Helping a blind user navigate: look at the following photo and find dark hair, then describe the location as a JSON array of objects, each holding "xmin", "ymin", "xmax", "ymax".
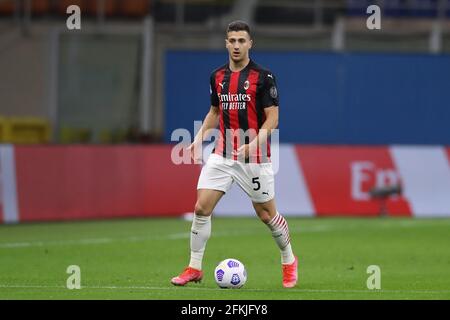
[{"xmin": 226, "ymin": 20, "xmax": 251, "ymax": 38}]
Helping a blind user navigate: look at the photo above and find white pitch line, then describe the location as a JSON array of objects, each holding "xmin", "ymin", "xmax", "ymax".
[
  {"xmin": 0, "ymin": 284, "xmax": 449, "ymax": 295},
  {"xmin": 0, "ymin": 225, "xmax": 337, "ymax": 249},
  {"xmin": 0, "ymin": 220, "xmax": 447, "ymax": 250}
]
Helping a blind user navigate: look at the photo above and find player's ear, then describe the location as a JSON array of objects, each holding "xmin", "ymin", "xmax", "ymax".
[{"xmin": 249, "ymin": 39, "xmax": 253, "ymax": 49}]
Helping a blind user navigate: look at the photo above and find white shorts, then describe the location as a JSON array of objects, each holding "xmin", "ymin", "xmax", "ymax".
[{"xmin": 197, "ymin": 154, "xmax": 275, "ymax": 203}]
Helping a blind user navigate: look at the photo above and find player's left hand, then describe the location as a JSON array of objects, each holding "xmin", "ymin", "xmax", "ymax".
[{"xmin": 235, "ymin": 144, "xmax": 250, "ymax": 159}]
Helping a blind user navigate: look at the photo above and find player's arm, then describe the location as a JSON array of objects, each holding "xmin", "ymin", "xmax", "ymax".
[
  {"xmin": 187, "ymin": 72, "xmax": 221, "ymax": 161},
  {"xmin": 237, "ymin": 106, "xmax": 278, "ymax": 158},
  {"xmin": 190, "ymin": 106, "xmax": 220, "ymax": 144},
  {"xmin": 250, "ymin": 105, "xmax": 278, "ymax": 148},
  {"xmin": 187, "ymin": 106, "xmax": 220, "ymax": 161}
]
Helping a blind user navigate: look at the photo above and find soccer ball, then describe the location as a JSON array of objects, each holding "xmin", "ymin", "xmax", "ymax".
[{"xmin": 214, "ymin": 258, "xmax": 247, "ymax": 289}]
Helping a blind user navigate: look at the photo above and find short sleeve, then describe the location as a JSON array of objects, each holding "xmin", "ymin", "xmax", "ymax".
[
  {"xmin": 210, "ymin": 73, "xmax": 219, "ymax": 107},
  {"xmin": 260, "ymin": 72, "xmax": 279, "ymax": 108}
]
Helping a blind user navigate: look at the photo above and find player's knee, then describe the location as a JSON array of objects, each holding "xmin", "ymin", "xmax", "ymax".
[{"xmin": 194, "ymin": 201, "xmax": 212, "ymax": 216}]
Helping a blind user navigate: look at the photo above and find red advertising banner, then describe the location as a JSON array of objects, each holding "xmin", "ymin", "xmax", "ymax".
[
  {"xmin": 14, "ymin": 145, "xmax": 200, "ymax": 222},
  {"xmin": 295, "ymin": 146, "xmax": 411, "ymax": 216},
  {"xmin": 447, "ymin": 147, "xmax": 450, "ymax": 166},
  {"xmin": 3, "ymin": 144, "xmax": 450, "ymax": 223}
]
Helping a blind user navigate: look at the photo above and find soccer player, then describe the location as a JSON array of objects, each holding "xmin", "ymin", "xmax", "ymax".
[{"xmin": 171, "ymin": 21, "xmax": 298, "ymax": 288}]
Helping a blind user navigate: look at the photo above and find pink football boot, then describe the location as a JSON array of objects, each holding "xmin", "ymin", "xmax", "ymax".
[{"xmin": 171, "ymin": 267, "xmax": 203, "ymax": 286}]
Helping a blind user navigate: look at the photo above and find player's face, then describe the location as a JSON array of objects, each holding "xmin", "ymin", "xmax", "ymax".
[{"xmin": 226, "ymin": 31, "xmax": 252, "ymax": 63}]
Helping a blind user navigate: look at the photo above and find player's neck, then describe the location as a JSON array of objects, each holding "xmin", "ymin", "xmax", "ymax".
[{"xmin": 229, "ymin": 57, "xmax": 250, "ymax": 72}]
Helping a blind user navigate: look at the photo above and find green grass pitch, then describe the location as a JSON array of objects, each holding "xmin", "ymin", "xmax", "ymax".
[{"xmin": 1, "ymin": 217, "xmax": 449, "ymax": 299}]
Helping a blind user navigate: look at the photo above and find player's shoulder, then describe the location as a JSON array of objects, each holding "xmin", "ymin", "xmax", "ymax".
[
  {"xmin": 249, "ymin": 60, "xmax": 275, "ymax": 79},
  {"xmin": 210, "ymin": 64, "xmax": 228, "ymax": 78}
]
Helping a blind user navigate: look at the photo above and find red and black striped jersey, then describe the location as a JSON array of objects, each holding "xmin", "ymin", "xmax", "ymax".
[{"xmin": 210, "ymin": 59, "xmax": 279, "ymax": 163}]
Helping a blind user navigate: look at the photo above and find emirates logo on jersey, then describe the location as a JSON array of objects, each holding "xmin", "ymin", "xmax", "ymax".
[
  {"xmin": 218, "ymin": 93, "xmax": 251, "ymax": 110},
  {"xmin": 218, "ymin": 93, "xmax": 251, "ymax": 102}
]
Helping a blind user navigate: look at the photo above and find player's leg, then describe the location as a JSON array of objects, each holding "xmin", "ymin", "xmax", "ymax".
[
  {"xmin": 252, "ymin": 199, "xmax": 295, "ymax": 265},
  {"xmin": 171, "ymin": 189, "xmax": 224, "ymax": 286},
  {"xmin": 233, "ymin": 161, "xmax": 298, "ymax": 287},
  {"xmin": 189, "ymin": 188, "xmax": 224, "ymax": 270},
  {"xmin": 171, "ymin": 154, "xmax": 233, "ymax": 286},
  {"xmin": 252, "ymin": 199, "xmax": 296, "ymax": 266},
  {"xmin": 252, "ymin": 199, "xmax": 298, "ymax": 288}
]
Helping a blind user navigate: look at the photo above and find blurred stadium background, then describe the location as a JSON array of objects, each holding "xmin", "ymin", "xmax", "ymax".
[{"xmin": 1, "ymin": 0, "xmax": 450, "ymax": 299}]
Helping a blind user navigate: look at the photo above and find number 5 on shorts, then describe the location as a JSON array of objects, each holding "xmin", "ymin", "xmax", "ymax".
[{"xmin": 252, "ymin": 177, "xmax": 260, "ymax": 191}]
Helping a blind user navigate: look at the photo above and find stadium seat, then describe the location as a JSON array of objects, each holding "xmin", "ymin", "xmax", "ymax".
[
  {"xmin": 99, "ymin": 128, "xmax": 128, "ymax": 144},
  {"xmin": 32, "ymin": 0, "xmax": 50, "ymax": 15},
  {"xmin": 59, "ymin": 127, "xmax": 92, "ymax": 144},
  {"xmin": 0, "ymin": 0, "xmax": 15, "ymax": 15},
  {"xmin": 120, "ymin": 0, "xmax": 151, "ymax": 17},
  {"xmin": 55, "ymin": 0, "xmax": 151, "ymax": 18},
  {"xmin": 56, "ymin": 0, "xmax": 85, "ymax": 15},
  {"xmin": 0, "ymin": 0, "xmax": 50, "ymax": 16},
  {"xmin": 0, "ymin": 116, "xmax": 7, "ymax": 142},
  {"xmin": 0, "ymin": 117, "xmax": 51, "ymax": 144},
  {"xmin": 86, "ymin": 0, "xmax": 118, "ymax": 17}
]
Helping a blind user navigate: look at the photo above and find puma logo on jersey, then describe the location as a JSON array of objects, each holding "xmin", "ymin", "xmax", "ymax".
[
  {"xmin": 219, "ymin": 82, "xmax": 225, "ymax": 88},
  {"xmin": 267, "ymin": 74, "xmax": 273, "ymax": 79},
  {"xmin": 262, "ymin": 191, "xmax": 269, "ymax": 196}
]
